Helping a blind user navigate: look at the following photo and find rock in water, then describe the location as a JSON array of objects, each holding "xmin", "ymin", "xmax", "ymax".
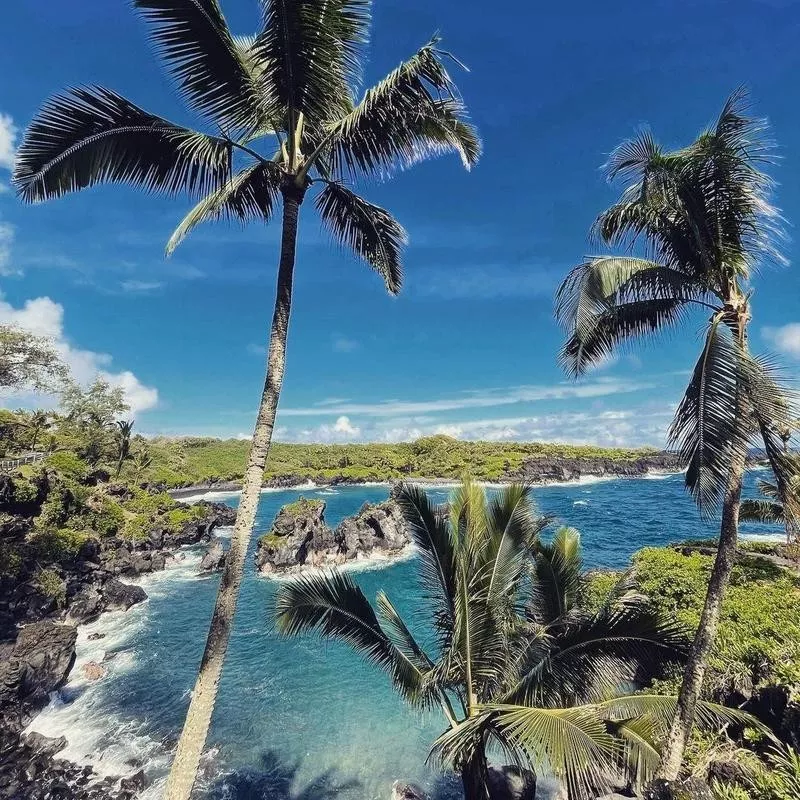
[
  {"xmin": 5, "ymin": 621, "xmax": 77, "ymax": 707},
  {"xmin": 81, "ymin": 661, "xmax": 106, "ymax": 681},
  {"xmin": 101, "ymin": 578, "xmax": 147, "ymax": 612},
  {"xmin": 255, "ymin": 497, "xmax": 411, "ymax": 575},
  {"xmin": 391, "ymin": 782, "xmax": 428, "ymax": 800},
  {"xmin": 198, "ymin": 540, "xmax": 226, "ymax": 573},
  {"xmin": 487, "ymin": 765, "xmax": 536, "ymax": 800}
]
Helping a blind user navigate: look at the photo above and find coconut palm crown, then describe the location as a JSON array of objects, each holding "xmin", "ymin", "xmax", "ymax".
[
  {"xmin": 275, "ymin": 481, "xmax": 750, "ymax": 799},
  {"xmin": 554, "ymin": 90, "xmax": 798, "ymax": 782}
]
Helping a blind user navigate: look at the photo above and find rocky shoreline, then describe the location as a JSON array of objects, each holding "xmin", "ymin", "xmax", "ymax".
[
  {"xmin": 0, "ymin": 495, "xmax": 236, "ymax": 799},
  {"xmin": 168, "ymin": 451, "xmax": 687, "ymax": 500}
]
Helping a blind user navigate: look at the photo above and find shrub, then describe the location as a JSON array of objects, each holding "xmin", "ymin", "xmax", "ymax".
[
  {"xmin": 124, "ymin": 515, "xmax": 152, "ymax": 543},
  {"xmin": 0, "ymin": 542, "xmax": 23, "ymax": 577},
  {"xmin": 35, "ymin": 567, "xmax": 66, "ymax": 606},
  {"xmin": 12, "ymin": 477, "xmax": 40, "ymax": 505},
  {"xmin": 45, "ymin": 451, "xmax": 89, "ymax": 481},
  {"xmin": 27, "ymin": 527, "xmax": 88, "ymax": 562},
  {"xmin": 123, "ymin": 489, "xmax": 174, "ymax": 516},
  {"xmin": 164, "ymin": 504, "xmax": 205, "ymax": 532},
  {"xmin": 632, "ymin": 547, "xmax": 800, "ymax": 694},
  {"xmin": 84, "ymin": 497, "xmax": 125, "ymax": 536}
]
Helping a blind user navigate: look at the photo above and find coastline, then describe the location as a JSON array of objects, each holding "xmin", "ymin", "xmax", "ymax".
[{"xmin": 168, "ymin": 466, "xmax": 685, "ymax": 502}]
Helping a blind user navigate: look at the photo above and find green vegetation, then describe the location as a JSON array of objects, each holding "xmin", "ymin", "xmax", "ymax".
[
  {"xmin": 137, "ymin": 434, "xmax": 660, "ymax": 488},
  {"xmin": 275, "ymin": 481, "xmax": 749, "ymax": 800},
  {"xmin": 34, "ymin": 567, "xmax": 67, "ymax": 607}
]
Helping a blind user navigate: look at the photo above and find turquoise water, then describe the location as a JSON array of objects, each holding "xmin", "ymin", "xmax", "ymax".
[{"xmin": 29, "ymin": 473, "xmax": 781, "ymax": 800}]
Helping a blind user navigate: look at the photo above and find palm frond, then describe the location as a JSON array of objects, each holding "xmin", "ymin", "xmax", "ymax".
[
  {"xmin": 274, "ymin": 569, "xmax": 428, "ymax": 703},
  {"xmin": 325, "ymin": 40, "xmax": 480, "ymax": 179},
  {"xmin": 394, "ymin": 482, "xmax": 458, "ymax": 640},
  {"xmin": 509, "ymin": 603, "xmax": 688, "ymax": 708},
  {"xmin": 431, "ymin": 703, "xmax": 618, "ymax": 799},
  {"xmin": 529, "ymin": 527, "xmax": 583, "ymax": 625},
  {"xmin": 166, "ymin": 161, "xmax": 283, "ymax": 253},
  {"xmin": 133, "ymin": 0, "xmax": 265, "ymax": 131},
  {"xmin": 314, "ymin": 182, "xmax": 406, "ymax": 293},
  {"xmin": 740, "ymin": 499, "xmax": 785, "ymax": 524},
  {"xmin": 13, "ymin": 87, "xmax": 231, "ymax": 203},
  {"xmin": 668, "ymin": 317, "xmax": 751, "ymax": 515},
  {"xmin": 256, "ymin": 0, "xmax": 370, "ymax": 128}
]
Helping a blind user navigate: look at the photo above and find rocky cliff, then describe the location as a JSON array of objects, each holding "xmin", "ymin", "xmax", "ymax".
[{"xmin": 255, "ymin": 497, "xmax": 410, "ymax": 575}]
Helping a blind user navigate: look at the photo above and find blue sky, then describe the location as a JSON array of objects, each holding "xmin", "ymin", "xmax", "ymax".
[{"xmin": 1, "ymin": 0, "xmax": 799, "ymax": 446}]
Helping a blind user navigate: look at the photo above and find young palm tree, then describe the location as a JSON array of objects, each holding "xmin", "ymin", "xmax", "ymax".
[
  {"xmin": 130, "ymin": 446, "xmax": 154, "ymax": 484},
  {"xmin": 554, "ymin": 90, "xmax": 797, "ymax": 783},
  {"xmin": 13, "ymin": 3, "xmax": 479, "ymax": 797},
  {"xmin": 275, "ymin": 481, "xmax": 747, "ymax": 799},
  {"xmin": 740, "ymin": 458, "xmax": 800, "ymax": 543},
  {"xmin": 114, "ymin": 420, "xmax": 135, "ymax": 478},
  {"xmin": 26, "ymin": 410, "xmax": 50, "ymax": 451}
]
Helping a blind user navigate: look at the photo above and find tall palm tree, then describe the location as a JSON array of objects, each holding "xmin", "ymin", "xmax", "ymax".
[
  {"xmin": 12, "ymin": 3, "xmax": 479, "ymax": 797},
  {"xmin": 114, "ymin": 420, "xmax": 135, "ymax": 478},
  {"xmin": 276, "ymin": 481, "xmax": 746, "ymax": 799},
  {"xmin": 554, "ymin": 90, "xmax": 797, "ymax": 784}
]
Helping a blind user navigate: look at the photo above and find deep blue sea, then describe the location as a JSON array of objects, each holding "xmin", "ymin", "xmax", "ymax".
[{"xmin": 28, "ymin": 472, "xmax": 782, "ymax": 800}]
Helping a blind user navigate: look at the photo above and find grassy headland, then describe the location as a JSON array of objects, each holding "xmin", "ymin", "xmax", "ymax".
[{"xmin": 142, "ymin": 434, "xmax": 665, "ymax": 488}]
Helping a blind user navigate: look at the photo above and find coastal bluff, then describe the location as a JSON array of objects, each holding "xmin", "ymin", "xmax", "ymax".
[{"xmin": 255, "ymin": 496, "xmax": 410, "ymax": 575}]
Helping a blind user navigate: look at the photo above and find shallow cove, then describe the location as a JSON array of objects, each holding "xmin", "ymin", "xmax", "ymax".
[{"xmin": 28, "ymin": 473, "xmax": 781, "ymax": 799}]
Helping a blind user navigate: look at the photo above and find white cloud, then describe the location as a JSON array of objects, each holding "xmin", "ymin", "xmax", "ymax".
[
  {"xmin": 0, "ymin": 222, "xmax": 16, "ymax": 276},
  {"xmin": 0, "ymin": 293, "xmax": 159, "ymax": 415},
  {"xmin": 279, "ymin": 378, "xmax": 654, "ymax": 418},
  {"xmin": 332, "ymin": 335, "xmax": 359, "ymax": 353},
  {"xmin": 0, "ymin": 113, "xmax": 17, "ymax": 171},
  {"xmin": 276, "ymin": 407, "xmax": 675, "ymax": 448},
  {"xmin": 333, "ymin": 415, "xmax": 359, "ymax": 436},
  {"xmin": 763, "ymin": 323, "xmax": 800, "ymax": 359},
  {"xmin": 120, "ymin": 280, "xmax": 163, "ymax": 293},
  {"xmin": 246, "ymin": 342, "xmax": 266, "ymax": 356}
]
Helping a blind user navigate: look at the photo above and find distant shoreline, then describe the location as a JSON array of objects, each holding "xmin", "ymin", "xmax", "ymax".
[{"xmin": 168, "ymin": 468, "xmax": 683, "ymax": 501}]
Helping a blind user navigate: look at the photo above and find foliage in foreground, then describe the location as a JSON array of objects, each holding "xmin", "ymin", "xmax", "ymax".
[{"xmin": 274, "ymin": 481, "xmax": 755, "ymax": 799}]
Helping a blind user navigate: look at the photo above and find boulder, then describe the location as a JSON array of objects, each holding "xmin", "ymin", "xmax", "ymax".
[
  {"xmin": 487, "ymin": 765, "xmax": 536, "ymax": 800},
  {"xmin": 7, "ymin": 621, "xmax": 77, "ymax": 707},
  {"xmin": 120, "ymin": 769, "xmax": 148, "ymax": 792},
  {"xmin": 334, "ymin": 501, "xmax": 409, "ymax": 559},
  {"xmin": 101, "ymin": 579, "xmax": 147, "ymax": 612},
  {"xmin": 391, "ymin": 782, "xmax": 428, "ymax": 800},
  {"xmin": 66, "ymin": 588, "xmax": 102, "ymax": 624},
  {"xmin": 22, "ymin": 731, "xmax": 67, "ymax": 757},
  {"xmin": 81, "ymin": 661, "xmax": 105, "ymax": 681},
  {"xmin": 199, "ymin": 540, "xmax": 226, "ymax": 573},
  {"xmin": 644, "ymin": 778, "xmax": 714, "ymax": 800}
]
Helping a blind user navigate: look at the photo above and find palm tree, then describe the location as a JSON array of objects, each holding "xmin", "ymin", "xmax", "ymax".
[
  {"xmin": 13, "ymin": 4, "xmax": 478, "ymax": 796},
  {"xmin": 275, "ymin": 481, "xmax": 748, "ymax": 799},
  {"xmin": 26, "ymin": 410, "xmax": 50, "ymax": 451},
  {"xmin": 554, "ymin": 90, "xmax": 797, "ymax": 784},
  {"xmin": 114, "ymin": 420, "xmax": 134, "ymax": 478},
  {"xmin": 131, "ymin": 446, "xmax": 153, "ymax": 484},
  {"xmin": 740, "ymin": 459, "xmax": 800, "ymax": 543}
]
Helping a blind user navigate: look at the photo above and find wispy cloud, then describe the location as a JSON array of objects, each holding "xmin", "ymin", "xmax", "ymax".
[
  {"xmin": 246, "ymin": 342, "xmax": 266, "ymax": 356},
  {"xmin": 120, "ymin": 280, "xmax": 164, "ymax": 293},
  {"xmin": 0, "ymin": 222, "xmax": 16, "ymax": 276},
  {"xmin": 332, "ymin": 334, "xmax": 360, "ymax": 353},
  {"xmin": 763, "ymin": 323, "xmax": 800, "ymax": 359},
  {"xmin": 279, "ymin": 377, "xmax": 655, "ymax": 418},
  {"xmin": 416, "ymin": 264, "xmax": 562, "ymax": 300}
]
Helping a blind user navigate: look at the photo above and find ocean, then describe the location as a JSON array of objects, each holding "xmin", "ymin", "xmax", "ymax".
[{"xmin": 26, "ymin": 472, "xmax": 782, "ymax": 800}]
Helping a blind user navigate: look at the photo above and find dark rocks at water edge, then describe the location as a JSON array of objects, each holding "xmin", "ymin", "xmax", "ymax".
[
  {"xmin": 199, "ymin": 539, "xmax": 226, "ymax": 573},
  {"xmin": 0, "ymin": 499, "xmax": 236, "ymax": 796},
  {"xmin": 255, "ymin": 497, "xmax": 410, "ymax": 575},
  {"xmin": 507, "ymin": 452, "xmax": 684, "ymax": 484}
]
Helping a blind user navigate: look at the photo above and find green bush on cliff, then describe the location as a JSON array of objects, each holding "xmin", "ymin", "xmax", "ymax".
[
  {"xmin": 0, "ymin": 541, "xmax": 23, "ymax": 577},
  {"xmin": 45, "ymin": 451, "xmax": 89, "ymax": 480},
  {"xmin": 35, "ymin": 567, "xmax": 66, "ymax": 606},
  {"xmin": 11, "ymin": 476, "xmax": 40, "ymax": 505},
  {"xmin": 123, "ymin": 515, "xmax": 152, "ymax": 543},
  {"xmin": 631, "ymin": 547, "xmax": 800, "ymax": 694},
  {"xmin": 27, "ymin": 527, "xmax": 89, "ymax": 562},
  {"xmin": 83, "ymin": 497, "xmax": 125, "ymax": 536},
  {"xmin": 164, "ymin": 504, "xmax": 205, "ymax": 532},
  {"xmin": 123, "ymin": 489, "xmax": 174, "ymax": 516}
]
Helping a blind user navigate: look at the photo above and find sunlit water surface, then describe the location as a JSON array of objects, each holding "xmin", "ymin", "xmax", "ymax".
[{"xmin": 28, "ymin": 472, "xmax": 782, "ymax": 800}]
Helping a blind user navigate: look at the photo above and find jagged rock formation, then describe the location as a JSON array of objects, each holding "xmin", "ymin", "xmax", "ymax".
[{"xmin": 255, "ymin": 498, "xmax": 410, "ymax": 575}]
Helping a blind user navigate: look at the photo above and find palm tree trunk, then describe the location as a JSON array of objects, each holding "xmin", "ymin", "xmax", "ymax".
[
  {"xmin": 162, "ymin": 187, "xmax": 304, "ymax": 800},
  {"xmin": 656, "ymin": 443, "xmax": 747, "ymax": 781},
  {"xmin": 460, "ymin": 747, "xmax": 491, "ymax": 800}
]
